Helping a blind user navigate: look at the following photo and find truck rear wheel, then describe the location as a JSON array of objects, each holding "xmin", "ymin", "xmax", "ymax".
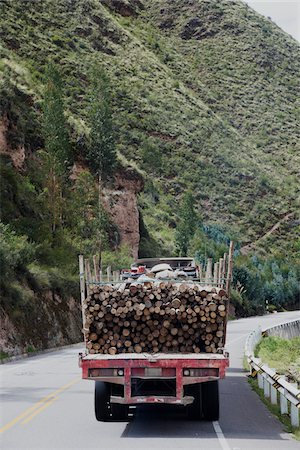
[
  {"xmin": 201, "ymin": 381, "xmax": 219, "ymax": 421},
  {"xmin": 94, "ymin": 381, "xmax": 110, "ymax": 421},
  {"xmin": 186, "ymin": 384, "xmax": 202, "ymax": 420}
]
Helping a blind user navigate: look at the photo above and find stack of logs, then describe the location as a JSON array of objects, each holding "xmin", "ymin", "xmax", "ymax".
[{"xmin": 84, "ymin": 282, "xmax": 228, "ymax": 355}]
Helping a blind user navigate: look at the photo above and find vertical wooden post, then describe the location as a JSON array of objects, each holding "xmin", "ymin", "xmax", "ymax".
[
  {"xmin": 218, "ymin": 258, "xmax": 223, "ymax": 287},
  {"xmin": 85, "ymin": 259, "xmax": 92, "ymax": 284},
  {"xmin": 198, "ymin": 264, "xmax": 203, "ymax": 283},
  {"xmin": 93, "ymin": 255, "xmax": 99, "ymax": 282},
  {"xmin": 222, "ymin": 253, "xmax": 227, "ymax": 288},
  {"xmin": 226, "ymin": 241, "xmax": 234, "ymax": 294},
  {"xmin": 84, "ymin": 259, "xmax": 90, "ymax": 297},
  {"xmin": 205, "ymin": 258, "xmax": 213, "ymax": 284},
  {"xmin": 79, "ymin": 255, "xmax": 86, "ymax": 343},
  {"xmin": 107, "ymin": 266, "xmax": 111, "ymax": 282},
  {"xmin": 213, "ymin": 262, "xmax": 219, "ymax": 285}
]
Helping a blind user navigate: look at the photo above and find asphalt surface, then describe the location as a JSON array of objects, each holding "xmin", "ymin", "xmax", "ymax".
[{"xmin": 1, "ymin": 311, "xmax": 299, "ymax": 450}]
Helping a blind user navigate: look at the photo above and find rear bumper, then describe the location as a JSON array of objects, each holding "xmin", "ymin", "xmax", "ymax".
[
  {"xmin": 111, "ymin": 395, "xmax": 194, "ymax": 405},
  {"xmin": 80, "ymin": 353, "xmax": 229, "ymax": 405}
]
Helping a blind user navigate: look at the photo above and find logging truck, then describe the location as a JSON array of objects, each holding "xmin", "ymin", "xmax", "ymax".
[{"xmin": 79, "ymin": 244, "xmax": 233, "ymax": 421}]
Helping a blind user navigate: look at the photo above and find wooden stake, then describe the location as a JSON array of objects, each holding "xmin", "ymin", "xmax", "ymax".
[
  {"xmin": 85, "ymin": 259, "xmax": 92, "ymax": 284},
  {"xmin": 205, "ymin": 258, "xmax": 213, "ymax": 284},
  {"xmin": 107, "ymin": 266, "xmax": 111, "ymax": 282},
  {"xmin": 226, "ymin": 241, "xmax": 234, "ymax": 295},
  {"xmin": 222, "ymin": 253, "xmax": 227, "ymax": 289},
  {"xmin": 79, "ymin": 255, "xmax": 87, "ymax": 342},
  {"xmin": 213, "ymin": 262, "xmax": 219, "ymax": 285},
  {"xmin": 218, "ymin": 258, "xmax": 223, "ymax": 288},
  {"xmin": 93, "ymin": 255, "xmax": 99, "ymax": 282}
]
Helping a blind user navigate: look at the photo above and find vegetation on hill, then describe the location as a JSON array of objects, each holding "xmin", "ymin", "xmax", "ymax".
[{"xmin": 0, "ymin": 0, "xmax": 299, "ymax": 322}]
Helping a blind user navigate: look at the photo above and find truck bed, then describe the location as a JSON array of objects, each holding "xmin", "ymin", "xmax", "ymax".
[{"xmin": 82, "ymin": 352, "xmax": 228, "ymax": 360}]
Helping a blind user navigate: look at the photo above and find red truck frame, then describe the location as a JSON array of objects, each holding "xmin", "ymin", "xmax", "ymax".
[{"xmin": 79, "ymin": 351, "xmax": 229, "ymax": 421}]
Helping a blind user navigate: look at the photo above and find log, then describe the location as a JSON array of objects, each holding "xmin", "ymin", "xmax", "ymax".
[{"xmin": 84, "ymin": 280, "xmax": 228, "ymax": 355}]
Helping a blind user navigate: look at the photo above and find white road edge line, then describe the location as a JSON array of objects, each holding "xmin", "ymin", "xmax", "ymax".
[{"xmin": 213, "ymin": 421, "xmax": 231, "ymax": 450}]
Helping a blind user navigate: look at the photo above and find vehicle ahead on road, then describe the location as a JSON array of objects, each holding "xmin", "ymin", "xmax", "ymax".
[{"xmin": 79, "ymin": 247, "xmax": 233, "ymax": 422}]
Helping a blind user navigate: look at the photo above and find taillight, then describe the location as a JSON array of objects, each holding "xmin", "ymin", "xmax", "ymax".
[
  {"xmin": 183, "ymin": 368, "xmax": 219, "ymax": 377},
  {"xmin": 88, "ymin": 368, "xmax": 124, "ymax": 377}
]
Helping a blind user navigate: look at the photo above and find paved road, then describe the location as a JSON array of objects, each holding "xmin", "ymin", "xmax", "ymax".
[{"xmin": 1, "ymin": 311, "xmax": 299, "ymax": 450}]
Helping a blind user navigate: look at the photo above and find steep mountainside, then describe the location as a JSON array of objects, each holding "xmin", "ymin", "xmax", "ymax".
[
  {"xmin": 1, "ymin": 0, "xmax": 299, "ymax": 255},
  {"xmin": 0, "ymin": 0, "xmax": 299, "ymax": 353}
]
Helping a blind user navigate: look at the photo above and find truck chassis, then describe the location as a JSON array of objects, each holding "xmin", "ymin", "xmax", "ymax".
[{"xmin": 80, "ymin": 352, "xmax": 229, "ymax": 421}]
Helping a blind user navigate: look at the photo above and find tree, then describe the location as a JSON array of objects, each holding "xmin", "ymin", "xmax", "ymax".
[
  {"xmin": 43, "ymin": 64, "xmax": 71, "ymax": 175},
  {"xmin": 68, "ymin": 171, "xmax": 108, "ymax": 254},
  {"xmin": 87, "ymin": 68, "xmax": 116, "ymax": 178},
  {"xmin": 41, "ymin": 64, "xmax": 71, "ymax": 236},
  {"xmin": 175, "ymin": 191, "xmax": 197, "ymax": 256},
  {"xmin": 87, "ymin": 67, "xmax": 117, "ymax": 270}
]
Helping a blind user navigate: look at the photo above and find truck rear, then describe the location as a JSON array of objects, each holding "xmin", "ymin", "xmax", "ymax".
[{"xmin": 79, "ymin": 250, "xmax": 233, "ymax": 421}]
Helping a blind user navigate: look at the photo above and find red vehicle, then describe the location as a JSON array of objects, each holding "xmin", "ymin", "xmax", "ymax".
[{"xmin": 79, "ymin": 253, "xmax": 233, "ymax": 421}]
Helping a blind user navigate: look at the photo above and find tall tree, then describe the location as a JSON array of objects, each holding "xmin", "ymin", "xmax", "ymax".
[
  {"xmin": 41, "ymin": 64, "xmax": 71, "ymax": 235},
  {"xmin": 87, "ymin": 67, "xmax": 116, "ymax": 178},
  {"xmin": 175, "ymin": 191, "xmax": 197, "ymax": 256},
  {"xmin": 43, "ymin": 64, "xmax": 71, "ymax": 175},
  {"xmin": 87, "ymin": 67, "xmax": 117, "ymax": 271}
]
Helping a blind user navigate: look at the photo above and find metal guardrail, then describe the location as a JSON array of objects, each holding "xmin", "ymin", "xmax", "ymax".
[{"xmin": 245, "ymin": 319, "xmax": 300, "ymax": 428}]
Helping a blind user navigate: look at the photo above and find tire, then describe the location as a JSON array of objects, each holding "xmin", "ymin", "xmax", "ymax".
[
  {"xmin": 110, "ymin": 403, "xmax": 129, "ymax": 421},
  {"xmin": 201, "ymin": 381, "xmax": 219, "ymax": 421},
  {"xmin": 94, "ymin": 381, "xmax": 110, "ymax": 421},
  {"xmin": 186, "ymin": 384, "xmax": 202, "ymax": 420}
]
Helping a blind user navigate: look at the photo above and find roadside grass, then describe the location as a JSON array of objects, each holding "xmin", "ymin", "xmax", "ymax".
[
  {"xmin": 248, "ymin": 377, "xmax": 300, "ymax": 441},
  {"xmin": 255, "ymin": 336, "xmax": 300, "ymax": 382}
]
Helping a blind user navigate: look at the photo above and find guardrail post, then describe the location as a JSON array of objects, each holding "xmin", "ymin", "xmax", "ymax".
[
  {"xmin": 291, "ymin": 404, "xmax": 299, "ymax": 428},
  {"xmin": 263, "ymin": 377, "xmax": 270, "ymax": 398},
  {"xmin": 280, "ymin": 392, "xmax": 288, "ymax": 414},
  {"xmin": 258, "ymin": 372, "xmax": 263, "ymax": 389},
  {"xmin": 270, "ymin": 385, "xmax": 277, "ymax": 405}
]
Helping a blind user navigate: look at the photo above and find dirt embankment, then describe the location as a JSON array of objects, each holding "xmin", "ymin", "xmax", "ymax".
[{"xmin": 0, "ymin": 291, "xmax": 82, "ymax": 357}]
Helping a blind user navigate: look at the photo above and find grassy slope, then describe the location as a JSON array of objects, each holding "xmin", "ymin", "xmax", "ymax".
[
  {"xmin": 0, "ymin": 0, "xmax": 299, "ymax": 256},
  {"xmin": 255, "ymin": 336, "xmax": 300, "ymax": 382}
]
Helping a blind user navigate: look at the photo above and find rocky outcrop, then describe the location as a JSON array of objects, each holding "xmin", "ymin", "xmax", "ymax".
[
  {"xmin": 100, "ymin": 0, "xmax": 144, "ymax": 17},
  {"xmin": 0, "ymin": 292, "xmax": 82, "ymax": 357},
  {"xmin": 71, "ymin": 162, "xmax": 144, "ymax": 260},
  {"xmin": 104, "ymin": 168, "xmax": 144, "ymax": 260}
]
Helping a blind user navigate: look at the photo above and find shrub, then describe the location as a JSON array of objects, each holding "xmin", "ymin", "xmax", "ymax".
[{"xmin": 0, "ymin": 222, "xmax": 35, "ymax": 279}]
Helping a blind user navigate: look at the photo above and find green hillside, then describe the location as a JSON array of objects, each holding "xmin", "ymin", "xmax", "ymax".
[{"xmin": 0, "ymin": 0, "xmax": 299, "ymax": 321}]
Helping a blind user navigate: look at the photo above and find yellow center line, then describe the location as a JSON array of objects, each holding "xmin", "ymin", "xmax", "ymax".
[
  {"xmin": 21, "ymin": 397, "xmax": 58, "ymax": 425},
  {"xmin": 0, "ymin": 376, "xmax": 81, "ymax": 433}
]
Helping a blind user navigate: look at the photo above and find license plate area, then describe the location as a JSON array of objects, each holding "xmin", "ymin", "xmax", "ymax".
[
  {"xmin": 145, "ymin": 367, "xmax": 162, "ymax": 377},
  {"xmin": 131, "ymin": 367, "xmax": 176, "ymax": 377}
]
